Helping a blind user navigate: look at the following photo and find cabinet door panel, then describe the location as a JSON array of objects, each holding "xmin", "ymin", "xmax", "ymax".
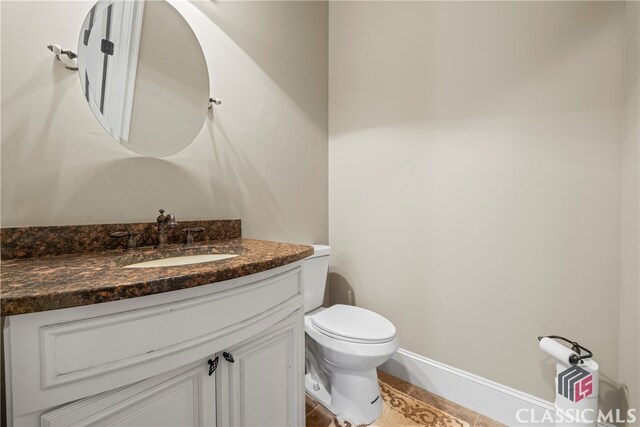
[
  {"xmin": 41, "ymin": 361, "xmax": 215, "ymax": 427},
  {"xmin": 217, "ymin": 311, "xmax": 303, "ymax": 427}
]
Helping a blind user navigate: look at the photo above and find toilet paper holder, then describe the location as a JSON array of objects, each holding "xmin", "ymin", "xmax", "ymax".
[{"xmin": 538, "ymin": 335, "xmax": 593, "ymax": 365}]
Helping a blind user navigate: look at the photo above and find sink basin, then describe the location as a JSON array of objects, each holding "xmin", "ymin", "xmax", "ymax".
[{"xmin": 123, "ymin": 254, "xmax": 238, "ymax": 268}]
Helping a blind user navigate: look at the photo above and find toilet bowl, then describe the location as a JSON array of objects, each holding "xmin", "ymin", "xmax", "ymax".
[{"xmin": 302, "ymin": 245, "xmax": 399, "ymax": 425}]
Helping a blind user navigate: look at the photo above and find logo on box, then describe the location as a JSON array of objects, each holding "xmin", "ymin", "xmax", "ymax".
[{"xmin": 558, "ymin": 365, "xmax": 593, "ymax": 403}]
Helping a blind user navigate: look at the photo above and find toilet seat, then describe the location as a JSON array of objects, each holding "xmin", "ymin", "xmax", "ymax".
[
  {"xmin": 310, "ymin": 304, "xmax": 396, "ymax": 344},
  {"xmin": 305, "ymin": 315, "xmax": 401, "ymax": 368}
]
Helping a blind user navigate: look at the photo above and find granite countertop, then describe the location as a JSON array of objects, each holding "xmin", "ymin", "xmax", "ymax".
[{"xmin": 0, "ymin": 239, "xmax": 314, "ymax": 317}]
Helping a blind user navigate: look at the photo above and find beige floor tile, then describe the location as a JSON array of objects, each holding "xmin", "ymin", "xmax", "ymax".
[
  {"xmin": 408, "ymin": 385, "xmax": 479, "ymax": 425},
  {"xmin": 306, "ymin": 393, "xmax": 319, "ymax": 414},
  {"xmin": 377, "ymin": 370, "xmax": 414, "ymax": 394},
  {"xmin": 306, "ymin": 403, "xmax": 335, "ymax": 427},
  {"xmin": 474, "ymin": 414, "xmax": 507, "ymax": 427}
]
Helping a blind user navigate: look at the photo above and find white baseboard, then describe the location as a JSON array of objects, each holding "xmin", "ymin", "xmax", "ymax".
[{"xmin": 380, "ymin": 348, "xmax": 614, "ymax": 427}]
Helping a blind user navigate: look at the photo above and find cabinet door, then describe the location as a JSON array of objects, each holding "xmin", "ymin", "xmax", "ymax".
[
  {"xmin": 41, "ymin": 360, "xmax": 216, "ymax": 427},
  {"xmin": 217, "ymin": 311, "xmax": 304, "ymax": 427}
]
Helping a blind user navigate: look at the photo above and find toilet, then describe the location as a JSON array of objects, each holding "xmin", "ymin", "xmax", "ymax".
[{"xmin": 303, "ymin": 245, "xmax": 399, "ymax": 425}]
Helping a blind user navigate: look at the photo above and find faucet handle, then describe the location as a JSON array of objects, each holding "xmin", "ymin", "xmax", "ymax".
[
  {"xmin": 110, "ymin": 231, "xmax": 141, "ymax": 250},
  {"xmin": 183, "ymin": 227, "xmax": 205, "ymax": 246}
]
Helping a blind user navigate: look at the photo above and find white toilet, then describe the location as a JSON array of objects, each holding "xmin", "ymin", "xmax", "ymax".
[{"xmin": 303, "ymin": 245, "xmax": 399, "ymax": 425}]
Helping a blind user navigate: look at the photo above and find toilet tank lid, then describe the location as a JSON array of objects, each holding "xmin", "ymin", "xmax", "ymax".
[{"xmin": 307, "ymin": 244, "xmax": 331, "ymax": 259}]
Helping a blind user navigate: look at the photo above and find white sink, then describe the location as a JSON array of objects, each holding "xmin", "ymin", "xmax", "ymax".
[{"xmin": 123, "ymin": 254, "xmax": 238, "ymax": 268}]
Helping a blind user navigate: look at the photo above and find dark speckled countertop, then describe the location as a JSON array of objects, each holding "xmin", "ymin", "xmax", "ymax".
[{"xmin": 1, "ymin": 234, "xmax": 314, "ymax": 317}]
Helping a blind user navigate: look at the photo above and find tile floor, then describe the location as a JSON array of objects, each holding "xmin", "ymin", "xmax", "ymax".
[{"xmin": 305, "ymin": 370, "xmax": 506, "ymax": 427}]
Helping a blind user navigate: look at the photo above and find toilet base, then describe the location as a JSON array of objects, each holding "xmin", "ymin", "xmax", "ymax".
[{"xmin": 305, "ymin": 367, "xmax": 383, "ymax": 425}]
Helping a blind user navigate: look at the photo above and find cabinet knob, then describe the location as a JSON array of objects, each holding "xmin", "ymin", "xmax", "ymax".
[
  {"xmin": 223, "ymin": 352, "xmax": 234, "ymax": 363},
  {"xmin": 207, "ymin": 356, "xmax": 219, "ymax": 376}
]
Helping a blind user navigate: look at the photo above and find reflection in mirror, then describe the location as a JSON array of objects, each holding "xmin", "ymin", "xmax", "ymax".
[{"xmin": 77, "ymin": 0, "xmax": 210, "ymax": 157}]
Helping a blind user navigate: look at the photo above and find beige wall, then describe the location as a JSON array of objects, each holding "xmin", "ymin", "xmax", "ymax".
[
  {"xmin": 0, "ymin": 0, "xmax": 328, "ymax": 245},
  {"xmin": 329, "ymin": 1, "xmax": 625, "ymax": 406},
  {"xmin": 620, "ymin": 1, "xmax": 640, "ymax": 419}
]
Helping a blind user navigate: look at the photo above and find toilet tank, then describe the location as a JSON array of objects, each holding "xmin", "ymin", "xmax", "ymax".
[{"xmin": 303, "ymin": 245, "xmax": 331, "ymax": 313}]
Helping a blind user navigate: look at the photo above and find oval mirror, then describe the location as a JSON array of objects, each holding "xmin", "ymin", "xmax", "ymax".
[{"xmin": 77, "ymin": 0, "xmax": 210, "ymax": 157}]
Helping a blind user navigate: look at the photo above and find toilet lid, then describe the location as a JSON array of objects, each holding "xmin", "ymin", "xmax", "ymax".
[{"xmin": 310, "ymin": 305, "xmax": 397, "ymax": 344}]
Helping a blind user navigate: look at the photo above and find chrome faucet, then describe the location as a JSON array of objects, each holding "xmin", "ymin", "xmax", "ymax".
[{"xmin": 156, "ymin": 209, "xmax": 178, "ymax": 247}]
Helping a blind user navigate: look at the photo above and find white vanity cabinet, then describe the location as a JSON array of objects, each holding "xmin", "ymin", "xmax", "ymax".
[
  {"xmin": 41, "ymin": 359, "xmax": 216, "ymax": 426},
  {"xmin": 3, "ymin": 262, "xmax": 305, "ymax": 427},
  {"xmin": 216, "ymin": 313, "xmax": 302, "ymax": 427}
]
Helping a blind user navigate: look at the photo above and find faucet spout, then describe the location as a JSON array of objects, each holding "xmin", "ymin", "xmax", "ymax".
[
  {"xmin": 165, "ymin": 214, "xmax": 178, "ymax": 227},
  {"xmin": 156, "ymin": 209, "xmax": 178, "ymax": 247}
]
